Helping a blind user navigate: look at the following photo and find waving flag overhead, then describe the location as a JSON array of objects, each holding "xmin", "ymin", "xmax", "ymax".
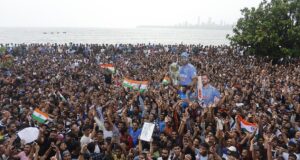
[
  {"xmin": 162, "ymin": 77, "xmax": 170, "ymax": 85},
  {"xmin": 32, "ymin": 108, "xmax": 49, "ymax": 123},
  {"xmin": 237, "ymin": 115, "xmax": 257, "ymax": 133},
  {"xmin": 100, "ymin": 64, "xmax": 115, "ymax": 73}
]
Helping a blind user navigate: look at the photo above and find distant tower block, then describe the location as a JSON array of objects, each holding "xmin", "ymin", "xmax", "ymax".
[
  {"xmin": 197, "ymin": 16, "xmax": 201, "ymax": 26},
  {"xmin": 208, "ymin": 17, "xmax": 212, "ymax": 24}
]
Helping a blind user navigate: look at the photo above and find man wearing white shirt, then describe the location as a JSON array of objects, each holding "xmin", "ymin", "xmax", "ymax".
[{"xmin": 282, "ymin": 141, "xmax": 300, "ymax": 160}]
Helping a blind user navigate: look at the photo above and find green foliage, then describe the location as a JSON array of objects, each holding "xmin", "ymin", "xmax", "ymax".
[{"xmin": 228, "ymin": 0, "xmax": 300, "ymax": 58}]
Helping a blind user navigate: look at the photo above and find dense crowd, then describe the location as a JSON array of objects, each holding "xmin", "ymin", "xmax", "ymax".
[{"xmin": 0, "ymin": 43, "xmax": 299, "ymax": 160}]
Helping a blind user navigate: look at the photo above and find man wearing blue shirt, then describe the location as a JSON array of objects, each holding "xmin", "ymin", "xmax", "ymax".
[
  {"xmin": 178, "ymin": 52, "xmax": 197, "ymax": 87},
  {"xmin": 128, "ymin": 121, "xmax": 141, "ymax": 147},
  {"xmin": 201, "ymin": 74, "xmax": 221, "ymax": 106}
]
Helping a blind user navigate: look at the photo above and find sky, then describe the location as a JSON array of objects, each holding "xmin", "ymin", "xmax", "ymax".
[{"xmin": 0, "ymin": 0, "xmax": 263, "ymax": 28}]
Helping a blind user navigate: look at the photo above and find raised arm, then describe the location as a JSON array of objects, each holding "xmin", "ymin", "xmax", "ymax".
[
  {"xmin": 250, "ymin": 138, "xmax": 257, "ymax": 160},
  {"xmin": 93, "ymin": 109, "xmax": 104, "ymax": 130},
  {"xmin": 90, "ymin": 123, "xmax": 97, "ymax": 138},
  {"xmin": 106, "ymin": 106, "xmax": 114, "ymax": 128},
  {"xmin": 178, "ymin": 109, "xmax": 189, "ymax": 136},
  {"xmin": 138, "ymin": 137, "xmax": 143, "ymax": 154},
  {"xmin": 122, "ymin": 106, "xmax": 129, "ymax": 128},
  {"xmin": 33, "ymin": 143, "xmax": 40, "ymax": 160}
]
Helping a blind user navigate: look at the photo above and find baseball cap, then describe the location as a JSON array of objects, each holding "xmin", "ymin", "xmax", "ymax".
[
  {"xmin": 227, "ymin": 146, "xmax": 238, "ymax": 157},
  {"xmin": 180, "ymin": 52, "xmax": 189, "ymax": 58},
  {"xmin": 227, "ymin": 146, "xmax": 237, "ymax": 152}
]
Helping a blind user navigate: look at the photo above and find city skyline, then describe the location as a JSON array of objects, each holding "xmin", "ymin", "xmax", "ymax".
[{"xmin": 138, "ymin": 16, "xmax": 234, "ymax": 29}]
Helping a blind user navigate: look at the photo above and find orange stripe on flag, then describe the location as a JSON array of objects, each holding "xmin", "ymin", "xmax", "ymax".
[
  {"xmin": 124, "ymin": 78, "xmax": 142, "ymax": 84},
  {"xmin": 100, "ymin": 64, "xmax": 114, "ymax": 68},
  {"xmin": 34, "ymin": 108, "xmax": 49, "ymax": 119},
  {"xmin": 237, "ymin": 115, "xmax": 256, "ymax": 127}
]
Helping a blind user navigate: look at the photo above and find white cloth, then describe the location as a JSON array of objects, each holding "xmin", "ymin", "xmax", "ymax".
[{"xmin": 17, "ymin": 127, "xmax": 39, "ymax": 144}]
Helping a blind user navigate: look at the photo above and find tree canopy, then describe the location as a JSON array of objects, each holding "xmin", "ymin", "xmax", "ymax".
[{"xmin": 228, "ymin": 0, "xmax": 300, "ymax": 58}]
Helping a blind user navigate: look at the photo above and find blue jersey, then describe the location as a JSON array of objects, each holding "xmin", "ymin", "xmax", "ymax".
[
  {"xmin": 179, "ymin": 64, "xmax": 197, "ymax": 86},
  {"xmin": 202, "ymin": 85, "xmax": 221, "ymax": 106},
  {"xmin": 129, "ymin": 127, "xmax": 141, "ymax": 147}
]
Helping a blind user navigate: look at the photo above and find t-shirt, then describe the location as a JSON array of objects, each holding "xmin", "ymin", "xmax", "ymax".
[
  {"xmin": 179, "ymin": 64, "xmax": 197, "ymax": 86},
  {"xmin": 159, "ymin": 121, "xmax": 166, "ymax": 133},
  {"xmin": 282, "ymin": 152, "xmax": 300, "ymax": 160},
  {"xmin": 80, "ymin": 135, "xmax": 93, "ymax": 146},
  {"xmin": 17, "ymin": 151, "xmax": 29, "ymax": 160},
  {"xmin": 38, "ymin": 138, "xmax": 56, "ymax": 158},
  {"xmin": 129, "ymin": 127, "xmax": 141, "ymax": 147},
  {"xmin": 196, "ymin": 154, "xmax": 208, "ymax": 160},
  {"xmin": 178, "ymin": 90, "xmax": 189, "ymax": 108},
  {"xmin": 103, "ymin": 129, "xmax": 113, "ymax": 139},
  {"xmin": 104, "ymin": 73, "xmax": 112, "ymax": 84},
  {"xmin": 202, "ymin": 85, "xmax": 221, "ymax": 106}
]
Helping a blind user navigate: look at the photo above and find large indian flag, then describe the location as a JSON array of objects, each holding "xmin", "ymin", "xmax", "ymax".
[
  {"xmin": 100, "ymin": 64, "xmax": 115, "ymax": 73},
  {"xmin": 237, "ymin": 115, "xmax": 257, "ymax": 133},
  {"xmin": 32, "ymin": 108, "xmax": 49, "ymax": 123},
  {"xmin": 123, "ymin": 78, "xmax": 140, "ymax": 89},
  {"xmin": 123, "ymin": 78, "xmax": 148, "ymax": 92},
  {"xmin": 139, "ymin": 81, "xmax": 149, "ymax": 92}
]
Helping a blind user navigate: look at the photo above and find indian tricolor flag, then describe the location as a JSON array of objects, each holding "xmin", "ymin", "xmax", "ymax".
[
  {"xmin": 32, "ymin": 108, "xmax": 49, "ymax": 123},
  {"xmin": 162, "ymin": 77, "xmax": 170, "ymax": 85},
  {"xmin": 237, "ymin": 115, "xmax": 257, "ymax": 133},
  {"xmin": 139, "ymin": 81, "xmax": 149, "ymax": 92},
  {"xmin": 123, "ymin": 78, "xmax": 140, "ymax": 89},
  {"xmin": 123, "ymin": 78, "xmax": 148, "ymax": 92},
  {"xmin": 100, "ymin": 64, "xmax": 115, "ymax": 73}
]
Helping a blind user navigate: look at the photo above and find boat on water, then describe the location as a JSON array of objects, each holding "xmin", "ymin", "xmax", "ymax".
[{"xmin": 43, "ymin": 32, "xmax": 66, "ymax": 34}]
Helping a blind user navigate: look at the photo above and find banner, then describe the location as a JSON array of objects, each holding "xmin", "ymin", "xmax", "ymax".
[
  {"xmin": 17, "ymin": 127, "xmax": 39, "ymax": 144},
  {"xmin": 197, "ymin": 76, "xmax": 203, "ymax": 101},
  {"xmin": 140, "ymin": 122, "xmax": 155, "ymax": 142}
]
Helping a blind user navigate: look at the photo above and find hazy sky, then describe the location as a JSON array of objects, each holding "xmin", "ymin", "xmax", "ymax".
[{"xmin": 0, "ymin": 0, "xmax": 262, "ymax": 28}]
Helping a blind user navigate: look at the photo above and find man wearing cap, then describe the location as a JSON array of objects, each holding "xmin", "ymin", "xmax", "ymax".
[
  {"xmin": 178, "ymin": 52, "xmax": 197, "ymax": 87},
  {"xmin": 222, "ymin": 146, "xmax": 239, "ymax": 160}
]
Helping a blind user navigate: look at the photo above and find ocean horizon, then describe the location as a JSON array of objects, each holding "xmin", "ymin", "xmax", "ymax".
[{"xmin": 0, "ymin": 27, "xmax": 232, "ymax": 45}]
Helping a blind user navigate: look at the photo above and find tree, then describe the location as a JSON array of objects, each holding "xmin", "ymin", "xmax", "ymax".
[{"xmin": 227, "ymin": 0, "xmax": 300, "ymax": 58}]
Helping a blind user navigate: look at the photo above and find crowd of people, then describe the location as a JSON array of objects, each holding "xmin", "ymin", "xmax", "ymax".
[{"xmin": 0, "ymin": 43, "xmax": 299, "ymax": 160}]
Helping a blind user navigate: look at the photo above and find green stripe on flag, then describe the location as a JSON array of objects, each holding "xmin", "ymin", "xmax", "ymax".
[
  {"xmin": 32, "ymin": 114, "xmax": 46, "ymax": 123},
  {"xmin": 123, "ymin": 83, "xmax": 133, "ymax": 88}
]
